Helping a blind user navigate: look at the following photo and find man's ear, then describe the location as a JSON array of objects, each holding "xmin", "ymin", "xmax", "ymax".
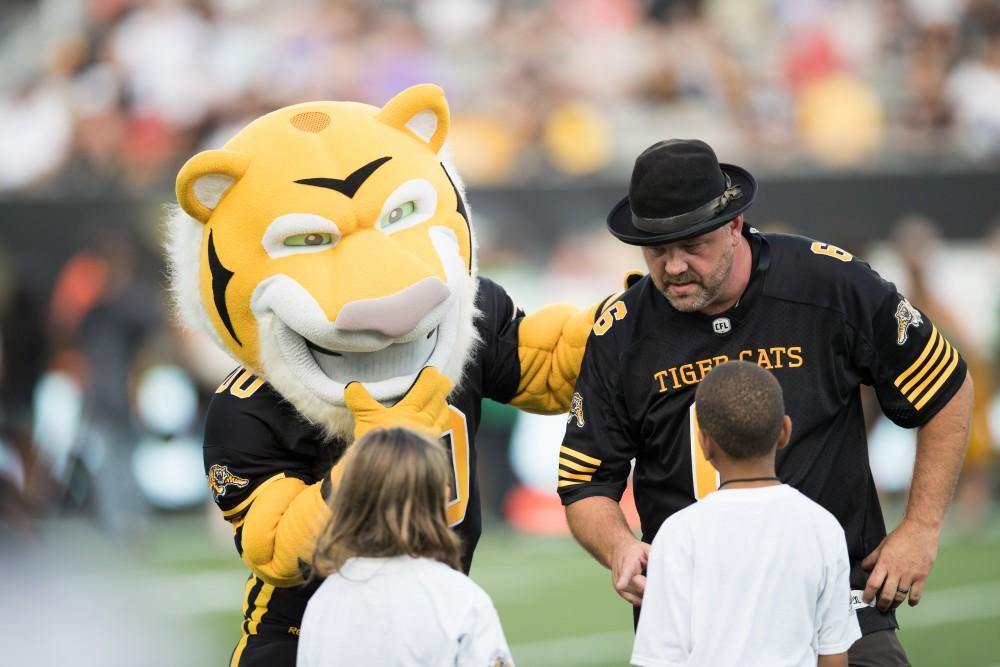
[
  {"xmin": 175, "ymin": 149, "xmax": 250, "ymax": 224},
  {"xmin": 729, "ymin": 214, "xmax": 744, "ymax": 243},
  {"xmin": 376, "ymin": 83, "xmax": 450, "ymax": 154},
  {"xmin": 775, "ymin": 415, "xmax": 793, "ymax": 450}
]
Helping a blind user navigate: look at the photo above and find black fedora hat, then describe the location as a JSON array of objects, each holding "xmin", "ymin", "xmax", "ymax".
[{"xmin": 607, "ymin": 139, "xmax": 757, "ymax": 246}]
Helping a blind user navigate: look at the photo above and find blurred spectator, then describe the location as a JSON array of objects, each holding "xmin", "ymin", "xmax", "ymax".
[
  {"xmin": 1, "ymin": 0, "xmax": 999, "ymax": 193},
  {"xmin": 0, "ymin": 255, "xmax": 49, "ymax": 536},
  {"xmin": 890, "ymin": 216, "xmax": 996, "ymax": 532},
  {"xmin": 75, "ymin": 234, "xmax": 165, "ymax": 541}
]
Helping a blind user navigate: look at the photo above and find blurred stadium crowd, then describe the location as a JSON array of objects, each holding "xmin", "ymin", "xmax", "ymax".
[
  {"xmin": 5, "ymin": 0, "xmax": 1000, "ymax": 194},
  {"xmin": 0, "ymin": 0, "xmax": 998, "ymax": 548}
]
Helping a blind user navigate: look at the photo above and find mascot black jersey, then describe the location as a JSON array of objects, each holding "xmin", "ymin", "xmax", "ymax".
[
  {"xmin": 205, "ymin": 278, "xmax": 522, "ymax": 658},
  {"xmin": 558, "ymin": 228, "xmax": 967, "ymax": 636}
]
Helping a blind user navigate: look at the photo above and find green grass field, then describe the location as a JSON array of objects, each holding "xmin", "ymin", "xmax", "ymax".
[{"xmin": 144, "ymin": 506, "xmax": 1000, "ymax": 667}]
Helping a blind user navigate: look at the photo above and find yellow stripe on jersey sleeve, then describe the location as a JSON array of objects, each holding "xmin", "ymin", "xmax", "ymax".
[
  {"xmin": 222, "ymin": 473, "xmax": 287, "ymax": 518},
  {"xmin": 900, "ymin": 332, "xmax": 945, "ymax": 396},
  {"xmin": 891, "ymin": 324, "xmax": 961, "ymax": 410},
  {"xmin": 558, "ymin": 479, "xmax": 583, "ymax": 488},
  {"xmin": 560, "ymin": 445, "xmax": 602, "ymax": 467},
  {"xmin": 914, "ymin": 347, "xmax": 960, "ymax": 410},
  {"xmin": 558, "ymin": 470, "xmax": 594, "ymax": 482},
  {"xmin": 894, "ymin": 326, "xmax": 939, "ymax": 388},
  {"xmin": 906, "ymin": 342, "xmax": 954, "ymax": 403},
  {"xmin": 558, "ymin": 457, "xmax": 598, "ymax": 473}
]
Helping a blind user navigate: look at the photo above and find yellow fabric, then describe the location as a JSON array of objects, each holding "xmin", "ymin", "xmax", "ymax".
[
  {"xmin": 511, "ymin": 299, "xmax": 603, "ymax": 414},
  {"xmin": 240, "ymin": 477, "xmax": 331, "ymax": 587},
  {"xmin": 510, "ymin": 275, "xmax": 635, "ymax": 414},
  {"xmin": 345, "ymin": 366, "xmax": 452, "ymax": 441},
  {"xmin": 174, "ymin": 84, "xmax": 472, "ymax": 369}
]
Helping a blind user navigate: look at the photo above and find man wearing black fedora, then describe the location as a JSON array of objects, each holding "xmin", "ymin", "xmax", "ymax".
[{"xmin": 556, "ymin": 139, "xmax": 973, "ymax": 664}]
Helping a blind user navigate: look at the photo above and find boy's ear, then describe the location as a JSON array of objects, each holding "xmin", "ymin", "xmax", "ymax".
[
  {"xmin": 697, "ymin": 426, "xmax": 716, "ymax": 463},
  {"xmin": 775, "ymin": 415, "xmax": 793, "ymax": 450}
]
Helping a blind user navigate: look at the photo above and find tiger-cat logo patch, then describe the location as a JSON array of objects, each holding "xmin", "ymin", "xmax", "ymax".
[
  {"xmin": 567, "ymin": 392, "xmax": 585, "ymax": 428},
  {"xmin": 209, "ymin": 464, "xmax": 249, "ymax": 498},
  {"xmin": 894, "ymin": 298, "xmax": 923, "ymax": 345}
]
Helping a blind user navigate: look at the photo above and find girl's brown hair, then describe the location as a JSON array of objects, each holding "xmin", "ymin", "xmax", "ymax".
[{"xmin": 312, "ymin": 427, "xmax": 462, "ymax": 577}]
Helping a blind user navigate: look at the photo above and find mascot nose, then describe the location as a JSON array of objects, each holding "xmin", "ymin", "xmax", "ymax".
[{"xmin": 333, "ymin": 277, "xmax": 450, "ymax": 337}]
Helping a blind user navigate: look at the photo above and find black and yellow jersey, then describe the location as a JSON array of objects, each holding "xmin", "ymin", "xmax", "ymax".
[
  {"xmin": 558, "ymin": 228, "xmax": 966, "ymax": 635},
  {"xmin": 204, "ymin": 277, "xmax": 523, "ymax": 661}
]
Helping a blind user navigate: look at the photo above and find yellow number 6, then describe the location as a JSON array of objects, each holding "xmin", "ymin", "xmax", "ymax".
[
  {"xmin": 810, "ymin": 242, "xmax": 853, "ymax": 262},
  {"xmin": 593, "ymin": 301, "xmax": 627, "ymax": 336}
]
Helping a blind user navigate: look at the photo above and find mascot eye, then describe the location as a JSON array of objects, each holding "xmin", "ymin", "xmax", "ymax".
[
  {"xmin": 284, "ymin": 233, "xmax": 334, "ymax": 247},
  {"xmin": 379, "ymin": 201, "xmax": 416, "ymax": 228}
]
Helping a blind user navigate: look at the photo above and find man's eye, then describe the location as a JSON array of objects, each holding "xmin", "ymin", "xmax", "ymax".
[
  {"xmin": 380, "ymin": 201, "xmax": 416, "ymax": 228},
  {"xmin": 283, "ymin": 233, "xmax": 334, "ymax": 247}
]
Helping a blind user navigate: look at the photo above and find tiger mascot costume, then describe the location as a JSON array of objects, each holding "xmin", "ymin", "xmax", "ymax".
[{"xmin": 167, "ymin": 84, "xmax": 618, "ymax": 666}]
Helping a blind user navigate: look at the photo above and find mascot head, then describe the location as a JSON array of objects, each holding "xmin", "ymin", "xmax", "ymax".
[{"xmin": 166, "ymin": 84, "xmax": 478, "ymax": 437}]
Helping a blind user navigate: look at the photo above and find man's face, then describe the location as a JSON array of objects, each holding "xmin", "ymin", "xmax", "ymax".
[{"xmin": 641, "ymin": 220, "xmax": 739, "ymax": 312}]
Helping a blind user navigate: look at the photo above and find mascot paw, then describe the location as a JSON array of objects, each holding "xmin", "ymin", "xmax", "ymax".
[{"xmin": 345, "ymin": 366, "xmax": 452, "ymax": 441}]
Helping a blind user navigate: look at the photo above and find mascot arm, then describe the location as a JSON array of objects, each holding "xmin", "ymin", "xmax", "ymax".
[
  {"xmin": 510, "ymin": 273, "xmax": 640, "ymax": 414},
  {"xmin": 237, "ymin": 470, "xmax": 340, "ymax": 587},
  {"xmin": 205, "ymin": 378, "xmax": 346, "ymax": 588}
]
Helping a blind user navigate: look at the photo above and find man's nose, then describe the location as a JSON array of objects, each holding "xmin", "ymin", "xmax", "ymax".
[{"xmin": 663, "ymin": 252, "xmax": 688, "ymax": 276}]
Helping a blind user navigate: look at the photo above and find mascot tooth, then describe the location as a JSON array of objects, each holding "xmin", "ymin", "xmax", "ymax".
[{"xmin": 166, "ymin": 84, "xmax": 624, "ymax": 667}]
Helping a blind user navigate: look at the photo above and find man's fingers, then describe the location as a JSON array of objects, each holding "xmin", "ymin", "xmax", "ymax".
[
  {"xmin": 863, "ymin": 565, "xmax": 886, "ymax": 604},
  {"xmin": 861, "ymin": 543, "xmax": 883, "ymax": 571},
  {"xmin": 618, "ymin": 590, "xmax": 643, "ymax": 606},
  {"xmin": 630, "ymin": 574, "xmax": 647, "ymax": 597},
  {"xmin": 908, "ymin": 580, "xmax": 925, "ymax": 607},
  {"xmin": 890, "ymin": 585, "xmax": 909, "ymax": 611},
  {"xmin": 877, "ymin": 573, "xmax": 902, "ymax": 611}
]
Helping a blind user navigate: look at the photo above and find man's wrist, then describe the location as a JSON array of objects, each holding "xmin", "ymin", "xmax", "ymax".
[{"xmin": 900, "ymin": 512, "xmax": 943, "ymax": 535}]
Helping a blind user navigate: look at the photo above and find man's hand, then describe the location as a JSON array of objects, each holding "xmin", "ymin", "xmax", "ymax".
[
  {"xmin": 612, "ymin": 539, "xmax": 651, "ymax": 606},
  {"xmin": 861, "ymin": 518, "xmax": 940, "ymax": 611},
  {"xmin": 345, "ymin": 367, "xmax": 451, "ymax": 441}
]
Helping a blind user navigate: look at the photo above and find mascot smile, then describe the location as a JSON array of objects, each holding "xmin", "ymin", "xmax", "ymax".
[{"xmin": 166, "ymin": 84, "xmax": 623, "ymax": 667}]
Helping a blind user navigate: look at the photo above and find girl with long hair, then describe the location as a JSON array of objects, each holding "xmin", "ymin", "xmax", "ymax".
[{"xmin": 297, "ymin": 427, "xmax": 514, "ymax": 666}]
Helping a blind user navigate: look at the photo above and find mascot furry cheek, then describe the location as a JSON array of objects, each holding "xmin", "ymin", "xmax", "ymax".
[{"xmin": 168, "ymin": 84, "xmax": 478, "ymax": 438}]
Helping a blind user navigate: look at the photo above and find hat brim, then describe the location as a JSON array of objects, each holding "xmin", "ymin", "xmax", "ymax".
[{"xmin": 606, "ymin": 164, "xmax": 757, "ymax": 246}]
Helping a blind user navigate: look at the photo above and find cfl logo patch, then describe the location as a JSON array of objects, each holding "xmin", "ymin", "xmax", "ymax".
[{"xmin": 712, "ymin": 317, "xmax": 731, "ymax": 335}]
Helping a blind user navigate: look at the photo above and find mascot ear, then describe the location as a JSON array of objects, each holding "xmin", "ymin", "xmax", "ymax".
[
  {"xmin": 377, "ymin": 83, "xmax": 450, "ymax": 154},
  {"xmin": 176, "ymin": 149, "xmax": 251, "ymax": 224}
]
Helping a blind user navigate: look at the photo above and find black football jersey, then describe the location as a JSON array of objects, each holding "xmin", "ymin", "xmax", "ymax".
[
  {"xmin": 558, "ymin": 228, "xmax": 966, "ymax": 635},
  {"xmin": 203, "ymin": 277, "xmax": 523, "ymax": 640}
]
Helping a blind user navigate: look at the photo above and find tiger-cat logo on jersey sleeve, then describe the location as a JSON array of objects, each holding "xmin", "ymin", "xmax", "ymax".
[
  {"xmin": 894, "ymin": 298, "xmax": 923, "ymax": 345},
  {"xmin": 567, "ymin": 392, "xmax": 585, "ymax": 428},
  {"xmin": 209, "ymin": 464, "xmax": 249, "ymax": 498}
]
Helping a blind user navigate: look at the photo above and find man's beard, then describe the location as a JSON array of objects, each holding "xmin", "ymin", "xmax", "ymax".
[{"xmin": 655, "ymin": 243, "xmax": 734, "ymax": 312}]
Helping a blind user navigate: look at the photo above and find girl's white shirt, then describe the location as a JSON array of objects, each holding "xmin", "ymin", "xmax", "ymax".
[{"xmin": 298, "ymin": 555, "xmax": 513, "ymax": 667}]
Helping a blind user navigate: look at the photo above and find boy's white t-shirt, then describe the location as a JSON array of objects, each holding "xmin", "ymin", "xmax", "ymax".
[
  {"xmin": 298, "ymin": 555, "xmax": 514, "ymax": 667},
  {"xmin": 632, "ymin": 484, "xmax": 861, "ymax": 667}
]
